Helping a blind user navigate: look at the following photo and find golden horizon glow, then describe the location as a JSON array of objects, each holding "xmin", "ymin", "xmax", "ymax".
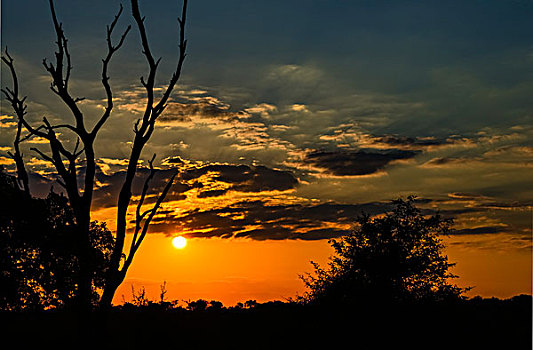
[
  {"xmin": 172, "ymin": 236, "xmax": 187, "ymax": 249},
  {"xmin": 112, "ymin": 234, "xmax": 531, "ymax": 306}
]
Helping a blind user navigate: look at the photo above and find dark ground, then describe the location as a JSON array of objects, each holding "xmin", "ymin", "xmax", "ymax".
[{"xmin": 1, "ymin": 295, "xmax": 531, "ymax": 349}]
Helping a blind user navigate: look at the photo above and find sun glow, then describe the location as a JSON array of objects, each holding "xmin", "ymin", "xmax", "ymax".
[{"xmin": 172, "ymin": 236, "xmax": 187, "ymax": 249}]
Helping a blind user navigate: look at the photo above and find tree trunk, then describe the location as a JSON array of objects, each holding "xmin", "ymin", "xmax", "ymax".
[
  {"xmin": 74, "ymin": 207, "xmax": 93, "ymax": 311},
  {"xmin": 99, "ymin": 273, "xmax": 125, "ymax": 308}
]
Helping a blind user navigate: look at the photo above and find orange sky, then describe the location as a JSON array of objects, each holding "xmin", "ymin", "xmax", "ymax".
[{"xmin": 112, "ymin": 233, "xmax": 532, "ymax": 306}]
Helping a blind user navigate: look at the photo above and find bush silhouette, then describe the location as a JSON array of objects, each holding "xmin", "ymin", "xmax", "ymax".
[
  {"xmin": 300, "ymin": 197, "xmax": 466, "ymax": 305},
  {"xmin": 0, "ymin": 167, "xmax": 114, "ymax": 310}
]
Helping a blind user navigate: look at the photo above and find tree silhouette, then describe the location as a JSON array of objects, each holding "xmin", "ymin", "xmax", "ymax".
[
  {"xmin": 1, "ymin": 0, "xmax": 188, "ymax": 310},
  {"xmin": 300, "ymin": 197, "xmax": 466, "ymax": 305},
  {"xmin": 186, "ymin": 299, "xmax": 209, "ymax": 312},
  {"xmin": 0, "ymin": 167, "xmax": 114, "ymax": 310}
]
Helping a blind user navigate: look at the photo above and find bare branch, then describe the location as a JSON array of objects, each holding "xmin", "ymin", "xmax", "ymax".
[
  {"xmin": 1, "ymin": 55, "xmax": 73, "ymax": 155},
  {"xmin": 131, "ymin": 0, "xmax": 159, "ymax": 133},
  {"xmin": 12, "ymin": 119, "xmax": 30, "ymax": 194},
  {"xmin": 130, "ymin": 154, "xmax": 157, "ymax": 255},
  {"xmin": 92, "ymin": 4, "xmax": 132, "ymax": 137},
  {"xmin": 131, "ymin": 1, "xmax": 157, "ymax": 68},
  {"xmin": 152, "ymin": 0, "xmax": 188, "ymax": 119},
  {"xmin": 107, "ymin": 4, "xmax": 131, "ymax": 52},
  {"xmin": 73, "ymin": 137, "xmax": 81, "ymax": 156},
  {"xmin": 36, "ymin": 117, "xmax": 81, "ymax": 192},
  {"xmin": 30, "ymin": 147, "xmax": 55, "ymax": 164},
  {"xmin": 45, "ymin": 0, "xmax": 87, "ymax": 134},
  {"xmin": 122, "ymin": 164, "xmax": 178, "ymax": 274},
  {"xmin": 126, "ymin": 0, "xmax": 188, "ymax": 146},
  {"xmin": 19, "ymin": 126, "xmax": 45, "ymax": 142},
  {"xmin": 49, "ymin": 124, "xmax": 81, "ymax": 140},
  {"xmin": 63, "ymin": 37, "xmax": 72, "ymax": 89},
  {"xmin": 133, "ymin": 119, "xmax": 141, "ymax": 134},
  {"xmin": 2, "ymin": 47, "xmax": 30, "ymax": 194},
  {"xmin": 56, "ymin": 178, "xmax": 67, "ymax": 189},
  {"xmin": 134, "ymin": 169, "xmax": 178, "ymax": 251}
]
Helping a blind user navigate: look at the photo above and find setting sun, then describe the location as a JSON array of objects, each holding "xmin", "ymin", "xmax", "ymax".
[{"xmin": 172, "ymin": 236, "xmax": 187, "ymax": 249}]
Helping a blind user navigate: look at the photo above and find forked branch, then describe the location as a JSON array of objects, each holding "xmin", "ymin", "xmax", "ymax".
[
  {"xmin": 122, "ymin": 155, "xmax": 178, "ymax": 276},
  {"xmin": 131, "ymin": 0, "xmax": 188, "ymax": 142},
  {"xmin": 1, "ymin": 48, "xmax": 30, "ymax": 194},
  {"xmin": 92, "ymin": 4, "xmax": 132, "ymax": 137},
  {"xmin": 43, "ymin": 0, "xmax": 86, "ymax": 135}
]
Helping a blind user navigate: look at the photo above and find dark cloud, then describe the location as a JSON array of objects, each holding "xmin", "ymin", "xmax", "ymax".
[
  {"xmin": 148, "ymin": 200, "xmax": 396, "ymax": 240},
  {"xmin": 422, "ymin": 157, "xmax": 475, "ymax": 167},
  {"xmin": 146, "ymin": 196, "xmax": 518, "ymax": 240},
  {"xmin": 16, "ymin": 160, "xmax": 299, "ymax": 209},
  {"xmin": 477, "ymin": 201, "xmax": 533, "ymax": 210},
  {"xmin": 182, "ymin": 164, "xmax": 298, "ymax": 193},
  {"xmin": 448, "ymin": 192, "xmax": 488, "ymax": 200},
  {"xmin": 450, "ymin": 226, "xmax": 510, "ymax": 235},
  {"xmin": 163, "ymin": 156, "xmax": 186, "ymax": 165},
  {"xmin": 90, "ymin": 162, "xmax": 298, "ymax": 208},
  {"xmin": 21, "ymin": 167, "xmax": 519, "ymax": 241},
  {"xmin": 442, "ymin": 194, "xmax": 533, "ymax": 211},
  {"xmin": 93, "ymin": 168, "xmax": 191, "ymax": 209},
  {"xmin": 373, "ymin": 135, "xmax": 449, "ymax": 149},
  {"xmin": 304, "ymin": 149, "xmax": 418, "ymax": 176},
  {"xmin": 197, "ymin": 189, "xmax": 229, "ymax": 198},
  {"xmin": 161, "ymin": 102, "xmax": 238, "ymax": 122}
]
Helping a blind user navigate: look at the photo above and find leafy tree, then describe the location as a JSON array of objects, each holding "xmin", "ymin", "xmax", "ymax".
[
  {"xmin": 186, "ymin": 299, "xmax": 209, "ymax": 312},
  {"xmin": 0, "ymin": 167, "xmax": 114, "ymax": 311},
  {"xmin": 207, "ymin": 300, "xmax": 224, "ymax": 311},
  {"xmin": 185, "ymin": 299, "xmax": 225, "ymax": 311},
  {"xmin": 300, "ymin": 197, "xmax": 466, "ymax": 305},
  {"xmin": 244, "ymin": 299, "xmax": 258, "ymax": 309}
]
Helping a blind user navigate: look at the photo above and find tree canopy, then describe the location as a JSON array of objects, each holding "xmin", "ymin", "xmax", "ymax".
[
  {"xmin": 300, "ymin": 197, "xmax": 466, "ymax": 305},
  {"xmin": 0, "ymin": 167, "xmax": 114, "ymax": 310}
]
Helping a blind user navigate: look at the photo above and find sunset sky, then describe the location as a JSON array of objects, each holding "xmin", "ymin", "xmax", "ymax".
[{"xmin": 1, "ymin": 0, "xmax": 532, "ymax": 305}]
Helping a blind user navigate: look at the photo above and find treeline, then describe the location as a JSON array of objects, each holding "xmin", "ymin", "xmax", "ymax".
[
  {"xmin": 1, "ymin": 294, "xmax": 530, "ymax": 349},
  {"xmin": 118, "ymin": 283, "xmax": 277, "ymax": 312}
]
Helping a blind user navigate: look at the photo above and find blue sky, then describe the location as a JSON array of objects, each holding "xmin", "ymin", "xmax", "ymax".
[{"xmin": 3, "ymin": 1, "xmax": 532, "ymax": 135}]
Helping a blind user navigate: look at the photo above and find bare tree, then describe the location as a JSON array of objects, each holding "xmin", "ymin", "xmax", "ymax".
[
  {"xmin": 1, "ymin": 50, "xmax": 30, "ymax": 196},
  {"xmin": 1, "ymin": 0, "xmax": 188, "ymax": 310}
]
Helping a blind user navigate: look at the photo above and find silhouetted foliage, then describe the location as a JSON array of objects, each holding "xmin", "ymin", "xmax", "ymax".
[
  {"xmin": 300, "ymin": 197, "xmax": 466, "ymax": 305},
  {"xmin": 0, "ymin": 167, "xmax": 114, "ymax": 310},
  {"xmin": 186, "ymin": 299, "xmax": 209, "ymax": 312},
  {"xmin": 208, "ymin": 300, "xmax": 224, "ymax": 311},
  {"xmin": 244, "ymin": 299, "xmax": 258, "ymax": 309}
]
